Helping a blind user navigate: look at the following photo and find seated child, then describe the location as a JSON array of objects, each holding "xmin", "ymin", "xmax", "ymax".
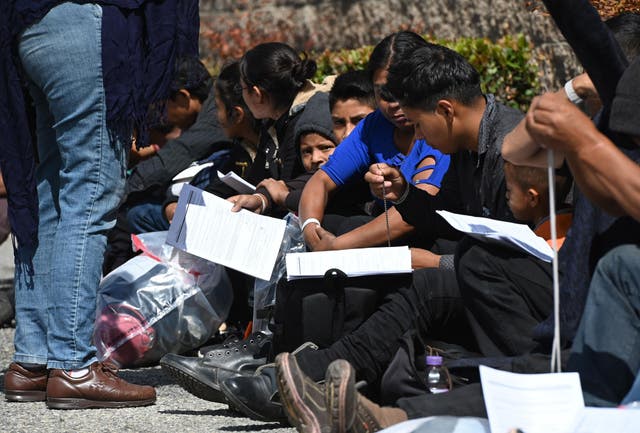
[{"xmin": 229, "ymin": 91, "xmax": 372, "ymax": 218}]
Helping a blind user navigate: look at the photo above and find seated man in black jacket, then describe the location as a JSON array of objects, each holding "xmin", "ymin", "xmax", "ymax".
[{"xmin": 103, "ymin": 56, "xmax": 236, "ymax": 273}]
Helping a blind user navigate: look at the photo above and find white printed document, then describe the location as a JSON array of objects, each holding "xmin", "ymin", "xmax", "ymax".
[
  {"xmin": 166, "ymin": 184, "xmax": 286, "ymax": 280},
  {"xmin": 285, "ymin": 246, "xmax": 412, "ymax": 280},
  {"xmin": 436, "ymin": 210, "xmax": 554, "ymax": 262},
  {"xmin": 217, "ymin": 170, "xmax": 256, "ymax": 194},
  {"xmin": 480, "ymin": 366, "xmax": 640, "ymax": 433}
]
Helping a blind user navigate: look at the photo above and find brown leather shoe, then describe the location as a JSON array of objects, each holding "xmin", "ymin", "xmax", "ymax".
[
  {"xmin": 46, "ymin": 361, "xmax": 156, "ymax": 409},
  {"xmin": 4, "ymin": 362, "xmax": 48, "ymax": 402}
]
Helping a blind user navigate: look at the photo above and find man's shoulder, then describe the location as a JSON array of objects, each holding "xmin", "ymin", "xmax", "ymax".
[{"xmin": 494, "ymin": 102, "xmax": 524, "ymax": 128}]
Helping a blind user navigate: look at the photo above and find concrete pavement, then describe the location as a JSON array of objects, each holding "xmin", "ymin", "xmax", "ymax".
[{"xmin": 0, "ymin": 327, "xmax": 295, "ymax": 433}]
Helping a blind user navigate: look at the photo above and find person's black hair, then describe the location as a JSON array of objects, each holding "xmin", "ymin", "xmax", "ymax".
[
  {"xmin": 215, "ymin": 61, "xmax": 256, "ymax": 126},
  {"xmin": 240, "ymin": 42, "xmax": 317, "ymax": 112},
  {"xmin": 366, "ymin": 31, "xmax": 429, "ymax": 80},
  {"xmin": 169, "ymin": 56, "xmax": 213, "ymax": 103},
  {"xmin": 503, "ymin": 161, "xmax": 572, "ymax": 206},
  {"xmin": 385, "ymin": 44, "xmax": 483, "ymax": 111},
  {"xmin": 328, "ymin": 70, "xmax": 376, "ymax": 111},
  {"xmin": 606, "ymin": 12, "xmax": 640, "ymax": 61}
]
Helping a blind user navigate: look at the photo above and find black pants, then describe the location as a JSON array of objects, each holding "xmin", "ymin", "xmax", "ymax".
[
  {"xmin": 296, "ymin": 267, "xmax": 469, "ymax": 385},
  {"xmin": 296, "ymin": 237, "xmax": 554, "ymax": 416},
  {"xmin": 456, "ymin": 238, "xmax": 553, "ymax": 357},
  {"xmin": 395, "ymin": 238, "xmax": 555, "ymax": 419}
]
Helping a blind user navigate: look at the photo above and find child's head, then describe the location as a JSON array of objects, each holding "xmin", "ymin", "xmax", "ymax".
[
  {"xmin": 294, "ymin": 92, "xmax": 338, "ymax": 172},
  {"xmin": 329, "ymin": 70, "xmax": 376, "ymax": 142},
  {"xmin": 214, "ymin": 61, "xmax": 259, "ymax": 141},
  {"xmin": 503, "ymin": 161, "xmax": 571, "ymax": 224},
  {"xmin": 385, "ymin": 44, "xmax": 483, "ymax": 154},
  {"xmin": 166, "ymin": 56, "xmax": 212, "ymax": 129},
  {"xmin": 366, "ymin": 31, "xmax": 429, "ymax": 131},
  {"xmin": 240, "ymin": 42, "xmax": 317, "ymax": 120}
]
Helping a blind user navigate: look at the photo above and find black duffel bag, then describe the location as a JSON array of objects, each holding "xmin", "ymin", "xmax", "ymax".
[{"xmin": 270, "ymin": 268, "xmax": 411, "ymax": 355}]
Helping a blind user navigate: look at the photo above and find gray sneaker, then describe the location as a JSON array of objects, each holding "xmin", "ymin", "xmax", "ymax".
[
  {"xmin": 276, "ymin": 352, "xmax": 330, "ymax": 433},
  {"xmin": 325, "ymin": 359, "xmax": 357, "ymax": 433},
  {"xmin": 276, "ymin": 355, "xmax": 360, "ymax": 433}
]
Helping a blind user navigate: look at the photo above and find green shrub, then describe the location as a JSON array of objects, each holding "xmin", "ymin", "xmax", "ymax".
[{"xmin": 313, "ymin": 34, "xmax": 540, "ymax": 112}]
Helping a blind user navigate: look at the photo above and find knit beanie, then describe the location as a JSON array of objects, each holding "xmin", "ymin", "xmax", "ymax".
[
  {"xmin": 610, "ymin": 57, "xmax": 640, "ymax": 138},
  {"xmin": 294, "ymin": 91, "xmax": 338, "ymax": 146}
]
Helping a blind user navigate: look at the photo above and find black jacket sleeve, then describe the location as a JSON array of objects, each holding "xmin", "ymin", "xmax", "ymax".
[
  {"xmin": 395, "ymin": 168, "xmax": 463, "ymax": 242},
  {"xmin": 542, "ymin": 0, "xmax": 627, "ymax": 117}
]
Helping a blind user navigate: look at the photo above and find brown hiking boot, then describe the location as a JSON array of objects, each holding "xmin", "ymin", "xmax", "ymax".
[
  {"xmin": 46, "ymin": 361, "xmax": 156, "ymax": 409},
  {"xmin": 4, "ymin": 362, "xmax": 48, "ymax": 402},
  {"xmin": 324, "ymin": 360, "xmax": 406, "ymax": 433},
  {"xmin": 349, "ymin": 394, "xmax": 407, "ymax": 433}
]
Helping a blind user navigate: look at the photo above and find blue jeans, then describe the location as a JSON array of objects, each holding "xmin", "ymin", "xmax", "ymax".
[
  {"xmin": 13, "ymin": 2, "xmax": 127, "ymax": 370},
  {"xmin": 127, "ymin": 201, "xmax": 170, "ymax": 234},
  {"xmin": 568, "ymin": 244, "xmax": 640, "ymax": 406}
]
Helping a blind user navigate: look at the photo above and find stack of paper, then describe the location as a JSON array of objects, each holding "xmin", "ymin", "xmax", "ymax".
[
  {"xmin": 217, "ymin": 170, "xmax": 256, "ymax": 194},
  {"xmin": 166, "ymin": 184, "xmax": 286, "ymax": 280},
  {"xmin": 285, "ymin": 246, "xmax": 412, "ymax": 280}
]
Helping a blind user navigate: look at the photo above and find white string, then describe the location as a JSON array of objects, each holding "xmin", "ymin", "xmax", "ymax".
[{"xmin": 548, "ymin": 149, "xmax": 562, "ymax": 373}]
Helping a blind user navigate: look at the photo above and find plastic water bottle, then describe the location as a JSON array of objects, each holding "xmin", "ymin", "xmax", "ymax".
[{"xmin": 426, "ymin": 355, "xmax": 450, "ymax": 394}]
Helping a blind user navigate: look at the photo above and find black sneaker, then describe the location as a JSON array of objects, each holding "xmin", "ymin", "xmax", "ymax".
[
  {"xmin": 220, "ymin": 363, "xmax": 288, "ymax": 422},
  {"xmin": 160, "ymin": 331, "xmax": 271, "ymax": 402},
  {"xmin": 220, "ymin": 342, "xmax": 319, "ymax": 423},
  {"xmin": 198, "ymin": 331, "xmax": 269, "ymax": 357}
]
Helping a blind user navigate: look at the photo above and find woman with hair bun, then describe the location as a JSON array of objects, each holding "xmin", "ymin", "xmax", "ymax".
[{"xmin": 238, "ymin": 42, "xmax": 332, "ymax": 186}]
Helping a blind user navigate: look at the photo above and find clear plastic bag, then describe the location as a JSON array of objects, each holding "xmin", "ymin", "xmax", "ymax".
[
  {"xmin": 252, "ymin": 213, "xmax": 305, "ymax": 332},
  {"xmin": 93, "ymin": 231, "xmax": 232, "ymax": 367}
]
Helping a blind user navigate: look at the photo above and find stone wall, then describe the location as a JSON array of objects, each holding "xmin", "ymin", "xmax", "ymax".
[{"xmin": 199, "ymin": 0, "xmax": 582, "ymax": 93}]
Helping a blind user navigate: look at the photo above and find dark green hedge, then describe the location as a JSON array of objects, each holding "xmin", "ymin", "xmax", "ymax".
[{"xmin": 313, "ymin": 34, "xmax": 540, "ymax": 112}]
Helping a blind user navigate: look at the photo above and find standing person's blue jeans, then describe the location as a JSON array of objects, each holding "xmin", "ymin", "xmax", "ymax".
[
  {"xmin": 13, "ymin": 2, "xmax": 127, "ymax": 370},
  {"xmin": 568, "ymin": 244, "xmax": 640, "ymax": 407}
]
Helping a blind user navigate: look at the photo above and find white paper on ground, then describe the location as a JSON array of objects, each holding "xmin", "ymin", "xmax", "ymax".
[
  {"xmin": 216, "ymin": 170, "xmax": 256, "ymax": 194},
  {"xmin": 377, "ymin": 417, "xmax": 490, "ymax": 433},
  {"xmin": 570, "ymin": 407, "xmax": 640, "ymax": 433},
  {"xmin": 285, "ymin": 246, "xmax": 412, "ymax": 280},
  {"xmin": 166, "ymin": 184, "xmax": 286, "ymax": 280},
  {"xmin": 436, "ymin": 210, "xmax": 554, "ymax": 262},
  {"xmin": 480, "ymin": 365, "xmax": 584, "ymax": 433}
]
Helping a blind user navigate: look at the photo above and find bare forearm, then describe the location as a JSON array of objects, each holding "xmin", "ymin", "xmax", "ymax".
[
  {"xmin": 334, "ymin": 207, "xmax": 414, "ymax": 249},
  {"xmin": 569, "ymin": 137, "xmax": 640, "ymax": 219},
  {"xmin": 299, "ymin": 170, "xmax": 336, "ymax": 247},
  {"xmin": 299, "ymin": 171, "xmax": 333, "ymax": 222},
  {"xmin": 502, "ymin": 119, "xmax": 564, "ymax": 168}
]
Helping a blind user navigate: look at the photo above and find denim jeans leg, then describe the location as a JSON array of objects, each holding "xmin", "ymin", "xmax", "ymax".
[
  {"xmin": 12, "ymin": 82, "xmax": 60, "ymax": 366},
  {"xmin": 17, "ymin": 2, "xmax": 127, "ymax": 370},
  {"xmin": 568, "ymin": 244, "xmax": 640, "ymax": 406}
]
